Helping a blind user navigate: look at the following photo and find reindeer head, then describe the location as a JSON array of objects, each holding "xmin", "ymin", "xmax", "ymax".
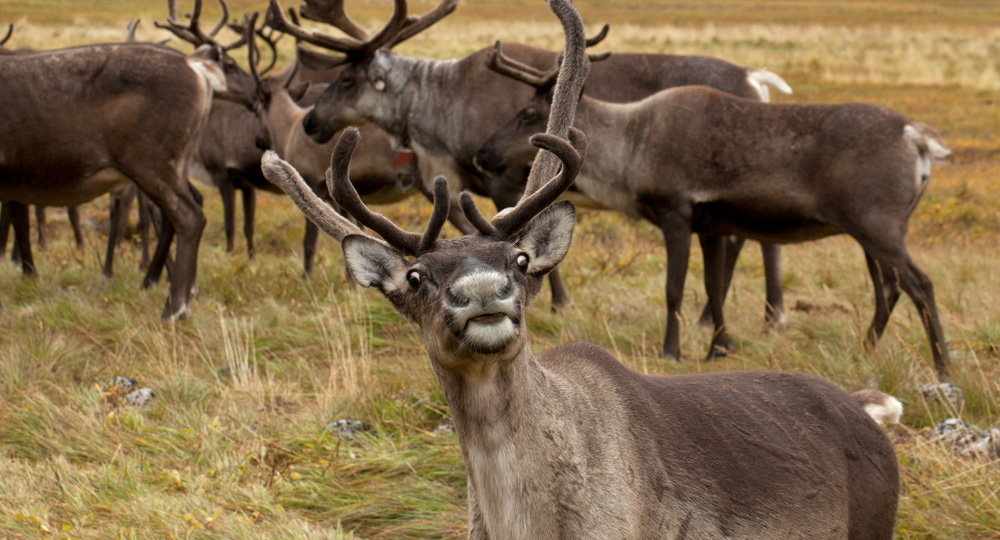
[
  {"xmin": 263, "ymin": 126, "xmax": 584, "ymax": 369},
  {"xmin": 155, "ymin": 0, "xmax": 258, "ymax": 106},
  {"xmin": 475, "ymin": 34, "xmax": 610, "ymax": 178},
  {"xmin": 262, "ymin": 0, "xmax": 457, "ymax": 143}
]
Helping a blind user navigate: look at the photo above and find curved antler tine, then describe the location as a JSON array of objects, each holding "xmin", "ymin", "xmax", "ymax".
[
  {"xmin": 522, "ymin": 0, "xmax": 591, "ymax": 197},
  {"xmin": 492, "ymin": 127, "xmax": 587, "ymax": 235},
  {"xmin": 262, "ymin": 151, "xmax": 363, "ymax": 242},
  {"xmin": 488, "ymin": 41, "xmax": 559, "ymax": 89},
  {"xmin": 300, "ymin": 0, "xmax": 368, "ymax": 41},
  {"xmin": 585, "ymin": 23, "xmax": 609, "ymax": 47},
  {"xmin": 265, "ymin": 0, "xmax": 365, "ymax": 53},
  {"xmin": 207, "ymin": 0, "xmax": 229, "ymax": 38},
  {"xmin": 126, "ymin": 19, "xmax": 140, "ymax": 41},
  {"xmin": 418, "ymin": 177, "xmax": 451, "ymax": 253},
  {"xmin": 327, "ymin": 128, "xmax": 422, "ymax": 254},
  {"xmin": 460, "ymin": 192, "xmax": 501, "ymax": 238},
  {"xmin": 355, "ymin": 0, "xmax": 408, "ymax": 55},
  {"xmin": 386, "ymin": 0, "xmax": 458, "ymax": 49},
  {"xmin": 0, "ymin": 24, "xmax": 11, "ymax": 47}
]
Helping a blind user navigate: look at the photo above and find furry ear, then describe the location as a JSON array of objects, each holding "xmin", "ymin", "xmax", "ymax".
[
  {"xmin": 342, "ymin": 235, "xmax": 408, "ymax": 292},
  {"xmin": 516, "ymin": 201, "xmax": 575, "ymax": 275}
]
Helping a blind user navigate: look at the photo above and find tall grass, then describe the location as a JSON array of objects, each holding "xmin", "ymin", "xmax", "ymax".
[{"xmin": 1, "ymin": 0, "xmax": 999, "ymax": 538}]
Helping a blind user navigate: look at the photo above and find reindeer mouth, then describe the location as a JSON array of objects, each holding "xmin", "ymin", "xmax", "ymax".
[{"xmin": 469, "ymin": 313, "xmax": 507, "ymax": 325}]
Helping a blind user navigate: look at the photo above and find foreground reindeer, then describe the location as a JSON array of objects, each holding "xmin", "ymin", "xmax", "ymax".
[
  {"xmin": 478, "ymin": 32, "xmax": 952, "ymax": 379},
  {"xmin": 263, "ymin": 1, "xmax": 901, "ymax": 537}
]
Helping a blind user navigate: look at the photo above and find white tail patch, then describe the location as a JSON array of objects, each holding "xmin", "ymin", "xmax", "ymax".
[
  {"xmin": 903, "ymin": 123, "xmax": 950, "ymax": 195},
  {"xmin": 746, "ymin": 68, "xmax": 793, "ymax": 103},
  {"xmin": 852, "ymin": 389, "xmax": 903, "ymax": 425}
]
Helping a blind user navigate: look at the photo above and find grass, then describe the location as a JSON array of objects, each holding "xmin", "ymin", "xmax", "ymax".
[{"xmin": 2, "ymin": 0, "xmax": 1000, "ymax": 538}]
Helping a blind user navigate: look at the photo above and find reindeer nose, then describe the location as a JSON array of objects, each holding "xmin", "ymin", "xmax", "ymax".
[{"xmin": 447, "ymin": 259, "xmax": 513, "ymax": 308}]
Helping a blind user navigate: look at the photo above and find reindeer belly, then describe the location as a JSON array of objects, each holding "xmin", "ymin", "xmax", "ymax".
[{"xmin": 691, "ymin": 201, "xmax": 842, "ymax": 243}]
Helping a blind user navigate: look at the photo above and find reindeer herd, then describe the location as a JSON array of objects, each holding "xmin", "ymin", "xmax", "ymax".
[{"xmin": 1, "ymin": 0, "xmax": 956, "ymax": 536}]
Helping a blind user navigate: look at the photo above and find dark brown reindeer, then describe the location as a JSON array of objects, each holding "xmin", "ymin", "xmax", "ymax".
[
  {"xmin": 154, "ymin": 0, "xmax": 282, "ymax": 257},
  {"xmin": 270, "ymin": 0, "xmax": 792, "ymax": 319},
  {"xmin": 477, "ymin": 33, "xmax": 951, "ymax": 378},
  {"xmin": 0, "ymin": 32, "xmax": 249, "ymax": 318},
  {"xmin": 245, "ymin": 14, "xmax": 411, "ymax": 276},
  {"xmin": 262, "ymin": 1, "xmax": 901, "ymax": 537}
]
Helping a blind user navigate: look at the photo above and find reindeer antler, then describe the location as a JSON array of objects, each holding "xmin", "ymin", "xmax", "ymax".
[
  {"xmin": 487, "ymin": 22, "xmax": 610, "ymax": 91},
  {"xmin": 327, "ymin": 129, "xmax": 450, "ymax": 256},
  {"xmin": 266, "ymin": 0, "xmax": 454, "ymax": 61},
  {"xmin": 0, "ymin": 24, "xmax": 12, "ymax": 47},
  {"xmin": 156, "ymin": 0, "xmax": 246, "ymax": 51}
]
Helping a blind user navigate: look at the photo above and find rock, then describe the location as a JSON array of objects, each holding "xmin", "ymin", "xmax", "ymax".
[
  {"xmin": 125, "ymin": 387, "xmax": 155, "ymax": 407},
  {"xmin": 432, "ymin": 418, "xmax": 455, "ymax": 434},
  {"xmin": 327, "ymin": 419, "xmax": 371, "ymax": 441},
  {"xmin": 919, "ymin": 382, "xmax": 964, "ymax": 409},
  {"xmin": 932, "ymin": 418, "xmax": 1000, "ymax": 460}
]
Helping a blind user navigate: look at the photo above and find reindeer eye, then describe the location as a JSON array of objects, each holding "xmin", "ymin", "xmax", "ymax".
[
  {"xmin": 516, "ymin": 254, "xmax": 529, "ymax": 272},
  {"xmin": 341, "ymin": 75, "xmax": 355, "ymax": 89},
  {"xmin": 406, "ymin": 270, "xmax": 422, "ymax": 289},
  {"xmin": 522, "ymin": 108, "xmax": 539, "ymax": 123}
]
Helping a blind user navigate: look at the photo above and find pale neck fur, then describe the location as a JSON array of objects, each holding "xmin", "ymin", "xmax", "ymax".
[
  {"xmin": 264, "ymin": 89, "xmax": 308, "ymax": 158},
  {"xmin": 429, "ymin": 344, "xmax": 640, "ymax": 539},
  {"xmin": 571, "ymin": 96, "xmax": 650, "ymax": 218}
]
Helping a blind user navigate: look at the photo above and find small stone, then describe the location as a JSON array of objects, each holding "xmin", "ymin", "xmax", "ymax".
[
  {"xmin": 919, "ymin": 382, "xmax": 964, "ymax": 409},
  {"xmin": 327, "ymin": 419, "xmax": 371, "ymax": 441},
  {"xmin": 106, "ymin": 376, "xmax": 137, "ymax": 394},
  {"xmin": 124, "ymin": 387, "xmax": 155, "ymax": 407},
  {"xmin": 932, "ymin": 418, "xmax": 1000, "ymax": 460},
  {"xmin": 432, "ymin": 419, "xmax": 455, "ymax": 435}
]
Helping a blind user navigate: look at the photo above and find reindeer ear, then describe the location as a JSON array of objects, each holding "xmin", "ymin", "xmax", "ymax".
[
  {"xmin": 342, "ymin": 235, "xmax": 408, "ymax": 292},
  {"xmin": 516, "ymin": 201, "xmax": 575, "ymax": 275}
]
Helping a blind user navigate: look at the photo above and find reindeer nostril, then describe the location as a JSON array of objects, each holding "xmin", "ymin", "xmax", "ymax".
[{"xmin": 447, "ymin": 290, "xmax": 471, "ymax": 307}]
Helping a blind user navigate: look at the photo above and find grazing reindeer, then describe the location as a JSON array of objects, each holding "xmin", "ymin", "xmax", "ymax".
[
  {"xmin": 268, "ymin": 0, "xmax": 792, "ymax": 317},
  {"xmin": 477, "ymin": 34, "xmax": 952, "ymax": 378},
  {"xmin": 262, "ymin": 1, "xmax": 901, "ymax": 537},
  {"xmin": 0, "ymin": 36, "xmax": 244, "ymax": 318},
  {"xmin": 155, "ymin": 0, "xmax": 280, "ymax": 257}
]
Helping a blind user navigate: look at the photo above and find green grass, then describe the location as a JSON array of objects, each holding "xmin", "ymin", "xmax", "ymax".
[{"xmin": 2, "ymin": 1, "xmax": 1000, "ymax": 538}]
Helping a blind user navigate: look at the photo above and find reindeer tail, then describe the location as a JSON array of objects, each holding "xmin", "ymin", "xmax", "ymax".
[{"xmin": 851, "ymin": 389, "xmax": 903, "ymax": 426}]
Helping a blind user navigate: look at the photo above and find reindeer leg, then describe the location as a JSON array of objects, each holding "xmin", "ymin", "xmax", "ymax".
[
  {"xmin": 303, "ymin": 217, "xmax": 319, "ymax": 277},
  {"xmin": 103, "ymin": 190, "xmax": 128, "ymax": 278},
  {"xmin": 155, "ymin": 183, "xmax": 204, "ymax": 320},
  {"xmin": 698, "ymin": 235, "xmax": 742, "ymax": 327},
  {"xmin": 34, "ymin": 205, "xmax": 46, "ymax": 250},
  {"xmin": 0, "ymin": 202, "xmax": 11, "ymax": 260},
  {"xmin": 138, "ymin": 190, "xmax": 153, "ymax": 270},
  {"xmin": 9, "ymin": 202, "xmax": 35, "ymax": 276},
  {"xmin": 67, "ymin": 207, "xmax": 83, "ymax": 248},
  {"xmin": 700, "ymin": 234, "xmax": 734, "ymax": 359},
  {"xmin": 863, "ymin": 251, "xmax": 901, "ymax": 350},
  {"xmin": 218, "ymin": 171, "xmax": 237, "ymax": 253},
  {"xmin": 240, "ymin": 182, "xmax": 257, "ymax": 258},
  {"xmin": 863, "ymin": 240, "xmax": 950, "ymax": 378},
  {"xmin": 761, "ymin": 242, "xmax": 785, "ymax": 327},
  {"xmin": 660, "ymin": 211, "xmax": 692, "ymax": 360}
]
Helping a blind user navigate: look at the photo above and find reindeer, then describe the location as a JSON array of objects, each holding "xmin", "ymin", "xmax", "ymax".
[
  {"xmin": 262, "ymin": 1, "xmax": 901, "ymax": 537},
  {"xmin": 267, "ymin": 0, "xmax": 792, "ymax": 320},
  {"xmin": 245, "ymin": 13, "xmax": 412, "ymax": 276},
  {"xmin": 0, "ymin": 34, "xmax": 251, "ymax": 318},
  {"xmin": 151, "ymin": 0, "xmax": 284, "ymax": 257},
  {"xmin": 476, "ymin": 29, "xmax": 951, "ymax": 378}
]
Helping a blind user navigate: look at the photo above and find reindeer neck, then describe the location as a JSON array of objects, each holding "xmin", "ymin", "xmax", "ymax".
[
  {"xmin": 266, "ymin": 90, "xmax": 308, "ymax": 156},
  {"xmin": 568, "ymin": 96, "xmax": 646, "ymax": 216}
]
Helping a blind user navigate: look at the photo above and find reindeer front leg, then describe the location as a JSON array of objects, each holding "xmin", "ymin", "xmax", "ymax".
[{"xmin": 659, "ymin": 208, "xmax": 693, "ymax": 359}]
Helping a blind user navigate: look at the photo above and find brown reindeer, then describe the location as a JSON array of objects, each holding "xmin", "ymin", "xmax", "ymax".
[
  {"xmin": 476, "ymin": 38, "xmax": 951, "ymax": 377},
  {"xmin": 269, "ymin": 0, "xmax": 792, "ymax": 321},
  {"xmin": 0, "ymin": 34, "xmax": 248, "ymax": 318},
  {"xmin": 261, "ymin": 1, "xmax": 901, "ymax": 537}
]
